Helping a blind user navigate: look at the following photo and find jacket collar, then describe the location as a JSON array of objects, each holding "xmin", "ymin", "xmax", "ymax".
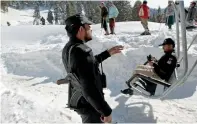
[{"xmin": 69, "ymin": 36, "xmax": 84, "ymax": 44}]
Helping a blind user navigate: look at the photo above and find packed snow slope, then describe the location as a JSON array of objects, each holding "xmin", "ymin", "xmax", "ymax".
[
  {"xmin": 1, "ymin": 8, "xmax": 197, "ymax": 123},
  {"xmin": 1, "ymin": 7, "xmax": 49, "ymax": 26}
]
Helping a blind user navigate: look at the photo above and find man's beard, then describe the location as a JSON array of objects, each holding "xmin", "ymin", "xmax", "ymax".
[{"xmin": 84, "ymin": 32, "xmax": 92, "ymax": 42}]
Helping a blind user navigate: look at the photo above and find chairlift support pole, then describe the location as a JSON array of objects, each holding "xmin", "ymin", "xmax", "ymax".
[
  {"xmin": 158, "ymin": 1, "xmax": 189, "ymax": 99},
  {"xmin": 173, "ymin": 2, "xmax": 180, "ymax": 59},
  {"xmin": 179, "ymin": 1, "xmax": 188, "ymax": 76}
]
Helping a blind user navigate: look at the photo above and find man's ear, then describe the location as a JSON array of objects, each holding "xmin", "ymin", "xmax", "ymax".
[{"xmin": 79, "ymin": 26, "xmax": 84, "ymax": 32}]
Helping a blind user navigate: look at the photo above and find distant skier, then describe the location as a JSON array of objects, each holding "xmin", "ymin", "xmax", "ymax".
[
  {"xmin": 100, "ymin": 2, "xmax": 109, "ymax": 35},
  {"xmin": 54, "ymin": 6, "xmax": 60, "ymax": 25},
  {"xmin": 40, "ymin": 17, "xmax": 45, "ymax": 25},
  {"xmin": 7, "ymin": 21, "xmax": 11, "ymax": 26},
  {"xmin": 108, "ymin": 2, "xmax": 119, "ymax": 34},
  {"xmin": 185, "ymin": 2, "xmax": 196, "ymax": 28},
  {"xmin": 47, "ymin": 10, "xmax": 54, "ymax": 24},
  {"xmin": 138, "ymin": 0, "xmax": 151, "ymax": 35},
  {"xmin": 164, "ymin": 1, "xmax": 175, "ymax": 30},
  {"xmin": 33, "ymin": 5, "xmax": 40, "ymax": 25}
]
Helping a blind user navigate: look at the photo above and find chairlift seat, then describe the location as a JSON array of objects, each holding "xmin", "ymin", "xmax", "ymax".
[{"xmin": 124, "ymin": 65, "xmax": 179, "ymax": 97}]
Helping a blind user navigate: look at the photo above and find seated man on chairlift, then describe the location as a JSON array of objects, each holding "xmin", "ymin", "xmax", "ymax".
[{"xmin": 122, "ymin": 38, "xmax": 177, "ymax": 95}]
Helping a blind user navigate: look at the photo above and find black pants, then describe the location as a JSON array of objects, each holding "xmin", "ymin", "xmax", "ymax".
[
  {"xmin": 139, "ymin": 79, "xmax": 157, "ymax": 95},
  {"xmin": 76, "ymin": 107, "xmax": 102, "ymax": 123},
  {"xmin": 102, "ymin": 18, "xmax": 108, "ymax": 31}
]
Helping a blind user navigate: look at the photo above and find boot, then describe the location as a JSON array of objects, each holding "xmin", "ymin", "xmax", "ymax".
[
  {"xmin": 105, "ymin": 30, "xmax": 109, "ymax": 35},
  {"xmin": 110, "ymin": 27, "xmax": 115, "ymax": 34},
  {"xmin": 144, "ymin": 29, "xmax": 151, "ymax": 35},
  {"xmin": 121, "ymin": 88, "xmax": 133, "ymax": 95}
]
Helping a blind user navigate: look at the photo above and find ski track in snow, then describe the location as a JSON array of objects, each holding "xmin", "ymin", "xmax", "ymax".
[{"xmin": 1, "ymin": 8, "xmax": 197, "ymax": 123}]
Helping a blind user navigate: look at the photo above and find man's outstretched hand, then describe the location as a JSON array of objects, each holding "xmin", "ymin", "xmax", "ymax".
[{"xmin": 108, "ymin": 45, "xmax": 124, "ymax": 56}]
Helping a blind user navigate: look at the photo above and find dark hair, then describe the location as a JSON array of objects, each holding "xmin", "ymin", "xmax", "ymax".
[
  {"xmin": 143, "ymin": 1, "xmax": 147, "ymax": 4},
  {"xmin": 65, "ymin": 24, "xmax": 81, "ymax": 37}
]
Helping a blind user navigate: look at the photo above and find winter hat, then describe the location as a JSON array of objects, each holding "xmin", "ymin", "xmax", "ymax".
[
  {"xmin": 159, "ymin": 38, "xmax": 175, "ymax": 48},
  {"xmin": 143, "ymin": 0, "xmax": 147, "ymax": 4},
  {"xmin": 191, "ymin": 1, "xmax": 196, "ymax": 6},
  {"xmin": 65, "ymin": 14, "xmax": 93, "ymax": 37}
]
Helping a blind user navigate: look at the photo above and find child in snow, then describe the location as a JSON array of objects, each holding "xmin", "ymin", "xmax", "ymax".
[
  {"xmin": 40, "ymin": 17, "xmax": 45, "ymax": 25},
  {"xmin": 164, "ymin": 1, "xmax": 175, "ymax": 30},
  {"xmin": 108, "ymin": 2, "xmax": 119, "ymax": 34}
]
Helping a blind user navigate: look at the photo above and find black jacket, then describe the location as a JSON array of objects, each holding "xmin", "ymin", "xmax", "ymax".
[
  {"xmin": 62, "ymin": 37, "xmax": 112, "ymax": 117},
  {"xmin": 101, "ymin": 6, "xmax": 108, "ymax": 18},
  {"xmin": 153, "ymin": 52, "xmax": 177, "ymax": 82},
  {"xmin": 187, "ymin": 6, "xmax": 196, "ymax": 21}
]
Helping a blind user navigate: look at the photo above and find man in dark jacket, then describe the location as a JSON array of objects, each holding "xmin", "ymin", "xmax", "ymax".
[
  {"xmin": 149, "ymin": 38, "xmax": 177, "ymax": 82},
  {"xmin": 122, "ymin": 38, "xmax": 177, "ymax": 95},
  {"xmin": 145, "ymin": 38, "xmax": 177, "ymax": 94},
  {"xmin": 186, "ymin": 2, "xmax": 197, "ymax": 28},
  {"xmin": 100, "ymin": 2, "xmax": 109, "ymax": 35},
  {"xmin": 40, "ymin": 17, "xmax": 45, "ymax": 25},
  {"xmin": 62, "ymin": 14, "xmax": 123, "ymax": 123},
  {"xmin": 47, "ymin": 10, "xmax": 53, "ymax": 24}
]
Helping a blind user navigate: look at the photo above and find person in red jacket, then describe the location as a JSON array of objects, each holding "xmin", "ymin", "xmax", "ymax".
[{"xmin": 139, "ymin": 1, "xmax": 151, "ymax": 35}]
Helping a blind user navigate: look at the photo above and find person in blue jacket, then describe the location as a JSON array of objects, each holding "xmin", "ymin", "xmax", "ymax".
[{"xmin": 108, "ymin": 2, "xmax": 119, "ymax": 34}]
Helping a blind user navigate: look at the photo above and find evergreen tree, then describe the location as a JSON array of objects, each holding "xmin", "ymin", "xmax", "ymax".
[
  {"xmin": 1, "ymin": 1, "xmax": 9, "ymax": 12},
  {"xmin": 75, "ymin": 1, "xmax": 83, "ymax": 14},
  {"xmin": 66, "ymin": 1, "xmax": 77, "ymax": 17},
  {"xmin": 113, "ymin": 1, "xmax": 133, "ymax": 22},
  {"xmin": 157, "ymin": 6, "xmax": 162, "ymax": 22},
  {"xmin": 94, "ymin": 5, "xmax": 101, "ymax": 23},
  {"xmin": 132, "ymin": 0, "xmax": 142, "ymax": 21},
  {"xmin": 150, "ymin": 13, "xmax": 156, "ymax": 22}
]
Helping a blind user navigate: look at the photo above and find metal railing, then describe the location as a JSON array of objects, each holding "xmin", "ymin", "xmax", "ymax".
[{"xmin": 173, "ymin": 2, "xmax": 180, "ymax": 59}]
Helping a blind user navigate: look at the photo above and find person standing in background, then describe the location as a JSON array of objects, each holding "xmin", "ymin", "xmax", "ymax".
[
  {"xmin": 185, "ymin": 2, "xmax": 196, "ymax": 28},
  {"xmin": 108, "ymin": 1, "xmax": 119, "ymax": 34},
  {"xmin": 47, "ymin": 10, "xmax": 54, "ymax": 24},
  {"xmin": 100, "ymin": 2, "xmax": 109, "ymax": 35},
  {"xmin": 164, "ymin": 1, "xmax": 175, "ymax": 30},
  {"xmin": 138, "ymin": 0, "xmax": 151, "ymax": 35}
]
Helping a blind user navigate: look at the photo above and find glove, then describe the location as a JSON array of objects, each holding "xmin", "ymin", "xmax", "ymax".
[{"xmin": 147, "ymin": 54, "xmax": 152, "ymax": 61}]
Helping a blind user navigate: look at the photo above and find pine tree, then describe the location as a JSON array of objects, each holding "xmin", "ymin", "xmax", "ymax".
[
  {"xmin": 113, "ymin": 1, "xmax": 133, "ymax": 22},
  {"xmin": 151, "ymin": 13, "xmax": 156, "ymax": 22},
  {"xmin": 75, "ymin": 1, "xmax": 83, "ymax": 14},
  {"xmin": 81, "ymin": 1, "xmax": 100, "ymax": 23},
  {"xmin": 94, "ymin": 5, "xmax": 101, "ymax": 23},
  {"xmin": 157, "ymin": 6, "xmax": 162, "ymax": 22},
  {"xmin": 1, "ymin": 1, "xmax": 9, "ymax": 12},
  {"xmin": 66, "ymin": 1, "xmax": 77, "ymax": 17},
  {"xmin": 132, "ymin": 0, "xmax": 142, "ymax": 21}
]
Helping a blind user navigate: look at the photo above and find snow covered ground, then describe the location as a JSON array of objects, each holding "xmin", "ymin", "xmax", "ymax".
[{"xmin": 1, "ymin": 8, "xmax": 197, "ymax": 123}]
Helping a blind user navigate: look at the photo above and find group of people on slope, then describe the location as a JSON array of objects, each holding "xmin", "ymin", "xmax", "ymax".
[
  {"xmin": 138, "ymin": 0, "xmax": 197, "ymax": 35},
  {"xmin": 100, "ymin": 2, "xmax": 119, "ymax": 35}
]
